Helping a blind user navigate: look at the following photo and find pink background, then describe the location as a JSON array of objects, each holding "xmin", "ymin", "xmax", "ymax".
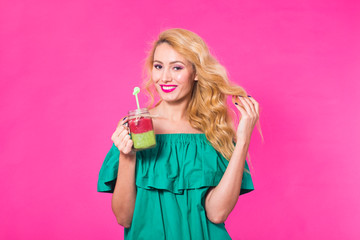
[{"xmin": 1, "ymin": 0, "xmax": 359, "ymax": 239}]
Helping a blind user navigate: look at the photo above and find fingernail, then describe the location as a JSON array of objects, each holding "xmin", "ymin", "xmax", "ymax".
[
  {"xmin": 123, "ymin": 117, "xmax": 127, "ymax": 120},
  {"xmin": 235, "ymin": 103, "xmax": 238, "ymax": 105},
  {"xmin": 247, "ymin": 95, "xmax": 251, "ymax": 97}
]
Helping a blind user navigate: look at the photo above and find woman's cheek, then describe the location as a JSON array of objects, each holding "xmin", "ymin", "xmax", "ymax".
[
  {"xmin": 152, "ymin": 73, "xmax": 160, "ymax": 83},
  {"xmin": 175, "ymin": 73, "xmax": 186, "ymax": 82}
]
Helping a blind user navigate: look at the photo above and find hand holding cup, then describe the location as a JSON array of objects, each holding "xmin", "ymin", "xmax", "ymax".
[{"xmin": 111, "ymin": 117, "xmax": 135, "ymax": 156}]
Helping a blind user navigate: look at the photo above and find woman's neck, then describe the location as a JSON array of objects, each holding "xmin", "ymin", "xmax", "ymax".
[
  {"xmin": 158, "ymin": 102, "xmax": 188, "ymax": 122},
  {"xmin": 152, "ymin": 95, "xmax": 191, "ymax": 122}
]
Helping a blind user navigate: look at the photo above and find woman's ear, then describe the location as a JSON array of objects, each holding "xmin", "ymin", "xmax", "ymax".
[{"xmin": 194, "ymin": 74, "xmax": 198, "ymax": 81}]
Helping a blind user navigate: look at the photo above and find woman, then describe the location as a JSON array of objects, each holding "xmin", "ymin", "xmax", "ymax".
[{"xmin": 98, "ymin": 28, "xmax": 260, "ymax": 239}]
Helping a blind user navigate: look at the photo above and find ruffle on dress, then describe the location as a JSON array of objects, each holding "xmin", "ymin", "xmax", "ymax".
[{"xmin": 97, "ymin": 133, "xmax": 254, "ymax": 195}]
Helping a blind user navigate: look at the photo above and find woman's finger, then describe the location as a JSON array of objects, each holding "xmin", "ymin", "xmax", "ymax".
[
  {"xmin": 238, "ymin": 96, "xmax": 252, "ymax": 115},
  {"xmin": 234, "ymin": 101, "xmax": 247, "ymax": 116},
  {"xmin": 248, "ymin": 97, "xmax": 260, "ymax": 115},
  {"xmin": 117, "ymin": 116, "xmax": 128, "ymax": 128},
  {"xmin": 242, "ymin": 97, "xmax": 256, "ymax": 114},
  {"xmin": 125, "ymin": 139, "xmax": 134, "ymax": 152},
  {"xmin": 232, "ymin": 95, "xmax": 240, "ymax": 105},
  {"xmin": 113, "ymin": 116, "xmax": 128, "ymax": 140},
  {"xmin": 111, "ymin": 126, "xmax": 123, "ymax": 142},
  {"xmin": 118, "ymin": 129, "xmax": 129, "ymax": 142},
  {"xmin": 113, "ymin": 127, "xmax": 126, "ymax": 147},
  {"xmin": 120, "ymin": 134, "xmax": 131, "ymax": 147}
]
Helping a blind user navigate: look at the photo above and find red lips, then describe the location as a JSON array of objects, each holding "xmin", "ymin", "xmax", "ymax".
[{"xmin": 160, "ymin": 85, "xmax": 177, "ymax": 93}]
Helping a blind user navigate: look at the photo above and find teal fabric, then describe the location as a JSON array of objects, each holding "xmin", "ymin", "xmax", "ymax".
[{"xmin": 97, "ymin": 133, "xmax": 254, "ymax": 240}]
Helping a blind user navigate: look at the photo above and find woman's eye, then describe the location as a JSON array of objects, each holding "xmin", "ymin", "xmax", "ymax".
[
  {"xmin": 173, "ymin": 66, "xmax": 183, "ymax": 71},
  {"xmin": 154, "ymin": 64, "xmax": 162, "ymax": 69}
]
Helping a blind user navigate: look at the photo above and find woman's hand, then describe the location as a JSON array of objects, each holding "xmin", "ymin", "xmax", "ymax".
[
  {"xmin": 111, "ymin": 117, "xmax": 135, "ymax": 156},
  {"xmin": 233, "ymin": 96, "xmax": 260, "ymax": 143}
]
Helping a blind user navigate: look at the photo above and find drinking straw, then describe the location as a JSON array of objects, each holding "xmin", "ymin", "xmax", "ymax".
[{"xmin": 133, "ymin": 87, "xmax": 141, "ymax": 110}]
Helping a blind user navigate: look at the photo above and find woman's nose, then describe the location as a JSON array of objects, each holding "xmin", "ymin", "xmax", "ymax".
[{"xmin": 161, "ymin": 67, "xmax": 172, "ymax": 82}]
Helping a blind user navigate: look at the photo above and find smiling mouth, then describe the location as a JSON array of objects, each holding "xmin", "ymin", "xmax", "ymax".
[{"xmin": 160, "ymin": 85, "xmax": 177, "ymax": 93}]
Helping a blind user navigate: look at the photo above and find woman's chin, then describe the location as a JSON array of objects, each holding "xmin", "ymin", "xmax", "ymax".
[
  {"xmin": 158, "ymin": 92, "xmax": 176, "ymax": 100},
  {"xmin": 157, "ymin": 90, "xmax": 191, "ymax": 104},
  {"xmin": 160, "ymin": 97, "xmax": 177, "ymax": 103},
  {"xmin": 159, "ymin": 95, "xmax": 183, "ymax": 104}
]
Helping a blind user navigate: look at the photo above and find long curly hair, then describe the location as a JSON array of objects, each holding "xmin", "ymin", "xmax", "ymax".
[{"xmin": 141, "ymin": 28, "xmax": 262, "ymax": 167}]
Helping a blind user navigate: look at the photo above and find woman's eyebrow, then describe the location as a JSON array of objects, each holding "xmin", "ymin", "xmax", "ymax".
[{"xmin": 153, "ymin": 60, "xmax": 186, "ymax": 65}]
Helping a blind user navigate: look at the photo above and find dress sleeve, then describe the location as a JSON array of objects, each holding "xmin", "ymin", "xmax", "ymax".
[
  {"xmin": 97, "ymin": 143, "xmax": 119, "ymax": 193},
  {"xmin": 240, "ymin": 159, "xmax": 254, "ymax": 195}
]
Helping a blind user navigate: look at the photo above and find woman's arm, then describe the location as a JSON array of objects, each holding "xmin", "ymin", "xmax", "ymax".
[
  {"xmin": 205, "ymin": 96, "xmax": 259, "ymax": 224},
  {"xmin": 204, "ymin": 140, "xmax": 249, "ymax": 224},
  {"xmin": 111, "ymin": 152, "xmax": 137, "ymax": 228},
  {"xmin": 110, "ymin": 117, "xmax": 137, "ymax": 228}
]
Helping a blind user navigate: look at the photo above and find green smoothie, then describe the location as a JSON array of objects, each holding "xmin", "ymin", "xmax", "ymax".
[{"xmin": 131, "ymin": 130, "xmax": 156, "ymax": 150}]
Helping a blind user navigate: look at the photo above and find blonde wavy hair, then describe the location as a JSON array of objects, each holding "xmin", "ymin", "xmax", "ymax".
[{"xmin": 141, "ymin": 28, "xmax": 262, "ymax": 170}]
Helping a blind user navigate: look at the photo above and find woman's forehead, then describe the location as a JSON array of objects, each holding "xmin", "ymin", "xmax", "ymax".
[{"xmin": 153, "ymin": 43, "xmax": 188, "ymax": 64}]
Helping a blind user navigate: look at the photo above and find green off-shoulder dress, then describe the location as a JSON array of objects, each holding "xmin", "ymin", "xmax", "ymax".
[{"xmin": 97, "ymin": 133, "xmax": 254, "ymax": 240}]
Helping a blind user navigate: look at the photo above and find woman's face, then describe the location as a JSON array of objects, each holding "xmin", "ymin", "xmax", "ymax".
[{"xmin": 152, "ymin": 43, "xmax": 197, "ymax": 103}]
